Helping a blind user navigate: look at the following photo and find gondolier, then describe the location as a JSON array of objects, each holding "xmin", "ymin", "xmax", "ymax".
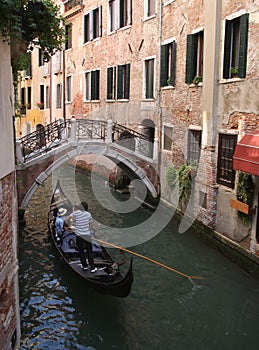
[{"xmin": 66, "ymin": 202, "xmax": 97, "ymax": 273}]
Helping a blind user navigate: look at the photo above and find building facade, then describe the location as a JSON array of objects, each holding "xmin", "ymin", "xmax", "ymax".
[
  {"xmin": 17, "ymin": 0, "xmax": 259, "ymax": 256},
  {"xmin": 0, "ymin": 37, "xmax": 21, "ymax": 349}
]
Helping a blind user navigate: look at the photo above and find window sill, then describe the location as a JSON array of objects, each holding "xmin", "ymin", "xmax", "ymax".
[
  {"xmin": 189, "ymin": 82, "xmax": 203, "ymax": 87},
  {"xmin": 118, "ymin": 25, "xmax": 132, "ymax": 32},
  {"xmin": 106, "ymin": 99, "xmax": 116, "ymax": 103},
  {"xmin": 143, "ymin": 14, "xmax": 157, "ymax": 23},
  {"xmin": 164, "ymin": 0, "xmax": 176, "ymax": 6},
  {"xmin": 162, "ymin": 85, "xmax": 175, "ymax": 90},
  {"xmin": 141, "ymin": 98, "xmax": 155, "ymax": 102},
  {"xmin": 117, "ymin": 99, "xmax": 129, "ymax": 103},
  {"xmin": 83, "ymin": 100, "xmax": 100, "ymax": 103},
  {"xmin": 219, "ymin": 77, "xmax": 244, "ymax": 84}
]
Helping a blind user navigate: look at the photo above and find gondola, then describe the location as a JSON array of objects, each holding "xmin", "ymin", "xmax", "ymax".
[{"xmin": 48, "ymin": 181, "xmax": 133, "ymax": 298}]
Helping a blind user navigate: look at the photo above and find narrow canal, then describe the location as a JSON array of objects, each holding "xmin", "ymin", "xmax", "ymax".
[{"xmin": 19, "ymin": 164, "xmax": 259, "ymax": 350}]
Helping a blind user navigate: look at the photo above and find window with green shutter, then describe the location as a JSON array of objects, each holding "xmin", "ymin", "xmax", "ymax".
[
  {"xmin": 117, "ymin": 64, "xmax": 130, "ymax": 99},
  {"xmin": 160, "ymin": 41, "xmax": 177, "ymax": 87},
  {"xmin": 223, "ymin": 13, "xmax": 249, "ymax": 79},
  {"xmin": 145, "ymin": 58, "xmax": 154, "ymax": 98},
  {"xmin": 185, "ymin": 31, "xmax": 203, "ymax": 84},
  {"xmin": 84, "ymin": 6, "xmax": 102, "ymax": 43},
  {"xmin": 91, "ymin": 70, "xmax": 100, "ymax": 100},
  {"xmin": 107, "ymin": 67, "xmax": 116, "ymax": 100}
]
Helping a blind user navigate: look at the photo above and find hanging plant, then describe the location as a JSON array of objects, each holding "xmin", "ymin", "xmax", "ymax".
[{"xmin": 236, "ymin": 172, "xmax": 254, "ymax": 224}]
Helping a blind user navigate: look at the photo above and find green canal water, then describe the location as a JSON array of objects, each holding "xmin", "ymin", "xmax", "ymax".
[{"xmin": 19, "ymin": 165, "xmax": 259, "ymax": 349}]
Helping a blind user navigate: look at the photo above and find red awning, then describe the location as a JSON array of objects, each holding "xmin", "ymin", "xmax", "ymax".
[{"xmin": 233, "ymin": 131, "xmax": 259, "ymax": 176}]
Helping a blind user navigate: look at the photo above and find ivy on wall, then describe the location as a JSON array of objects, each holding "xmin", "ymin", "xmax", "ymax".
[{"xmin": 236, "ymin": 172, "xmax": 254, "ymax": 224}]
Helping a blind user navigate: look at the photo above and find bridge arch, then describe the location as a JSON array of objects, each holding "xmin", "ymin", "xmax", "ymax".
[{"xmin": 19, "ymin": 143, "xmax": 158, "ymax": 209}]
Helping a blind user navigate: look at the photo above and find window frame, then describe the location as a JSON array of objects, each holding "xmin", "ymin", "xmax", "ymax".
[
  {"xmin": 163, "ymin": 124, "xmax": 173, "ymax": 151},
  {"xmin": 107, "ymin": 66, "xmax": 116, "ymax": 100},
  {"xmin": 56, "ymin": 83, "xmax": 62, "ymax": 109},
  {"xmin": 65, "ymin": 23, "xmax": 72, "ymax": 50},
  {"xmin": 45, "ymin": 86, "xmax": 49, "ymax": 109},
  {"xmin": 160, "ymin": 39, "xmax": 177, "ymax": 87},
  {"xmin": 144, "ymin": 57, "xmax": 155, "ymax": 99},
  {"xmin": 118, "ymin": 0, "xmax": 132, "ymax": 29},
  {"xmin": 108, "ymin": 0, "xmax": 116, "ymax": 33},
  {"xmin": 185, "ymin": 30, "xmax": 204, "ymax": 84},
  {"xmin": 117, "ymin": 63, "xmax": 130, "ymax": 100},
  {"xmin": 144, "ymin": 0, "xmax": 156, "ymax": 18},
  {"xmin": 84, "ymin": 6, "xmax": 102, "ymax": 43},
  {"xmin": 223, "ymin": 13, "xmax": 249, "ymax": 79},
  {"xmin": 217, "ymin": 133, "xmax": 237, "ymax": 189},
  {"xmin": 187, "ymin": 129, "xmax": 202, "ymax": 164},
  {"xmin": 66, "ymin": 76, "xmax": 72, "ymax": 103}
]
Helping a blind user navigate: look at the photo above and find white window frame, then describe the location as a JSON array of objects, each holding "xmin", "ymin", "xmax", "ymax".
[
  {"xmin": 85, "ymin": 71, "xmax": 91, "ymax": 101},
  {"xmin": 118, "ymin": 0, "xmax": 132, "ymax": 29},
  {"xmin": 144, "ymin": 0, "xmax": 156, "ymax": 19},
  {"xmin": 143, "ymin": 56, "xmax": 156, "ymax": 99},
  {"xmin": 108, "ymin": 0, "xmax": 117, "ymax": 33}
]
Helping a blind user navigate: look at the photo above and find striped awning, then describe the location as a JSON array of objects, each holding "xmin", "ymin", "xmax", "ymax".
[{"xmin": 233, "ymin": 131, "xmax": 259, "ymax": 176}]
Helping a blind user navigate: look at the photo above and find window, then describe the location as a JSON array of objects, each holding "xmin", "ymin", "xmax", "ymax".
[
  {"xmin": 160, "ymin": 41, "xmax": 177, "ymax": 87},
  {"xmin": 108, "ymin": 0, "xmax": 116, "ymax": 32},
  {"xmin": 119, "ymin": 0, "xmax": 132, "ymax": 28},
  {"xmin": 85, "ymin": 70, "xmax": 100, "ymax": 100},
  {"xmin": 223, "ymin": 14, "xmax": 249, "ymax": 79},
  {"xmin": 56, "ymin": 84, "xmax": 62, "ymax": 109},
  {"xmin": 65, "ymin": 23, "xmax": 72, "ymax": 50},
  {"xmin": 185, "ymin": 30, "xmax": 204, "ymax": 84},
  {"xmin": 217, "ymin": 133, "xmax": 237, "ymax": 188},
  {"xmin": 85, "ymin": 72, "xmax": 91, "ymax": 100},
  {"xmin": 117, "ymin": 64, "xmax": 130, "ymax": 99},
  {"xmin": 84, "ymin": 6, "xmax": 102, "ymax": 43},
  {"xmin": 91, "ymin": 70, "xmax": 100, "ymax": 100},
  {"xmin": 38, "ymin": 49, "xmax": 44, "ymax": 66},
  {"xmin": 21, "ymin": 88, "xmax": 26, "ymax": 106},
  {"xmin": 144, "ymin": 58, "xmax": 155, "ymax": 99},
  {"xmin": 145, "ymin": 0, "xmax": 156, "ymax": 18},
  {"xmin": 45, "ymin": 86, "xmax": 49, "ymax": 109},
  {"xmin": 187, "ymin": 129, "xmax": 202, "ymax": 164},
  {"xmin": 66, "ymin": 76, "xmax": 72, "ymax": 102},
  {"xmin": 163, "ymin": 125, "xmax": 173, "ymax": 151},
  {"xmin": 27, "ymin": 86, "xmax": 31, "ymax": 109},
  {"xmin": 40, "ymin": 84, "xmax": 44, "ymax": 108},
  {"xmin": 107, "ymin": 66, "xmax": 116, "ymax": 100}
]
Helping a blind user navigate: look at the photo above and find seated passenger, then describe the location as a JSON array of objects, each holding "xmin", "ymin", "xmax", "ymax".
[{"xmin": 55, "ymin": 208, "xmax": 67, "ymax": 237}]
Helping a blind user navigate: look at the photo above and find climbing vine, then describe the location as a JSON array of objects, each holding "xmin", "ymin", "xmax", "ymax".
[{"xmin": 236, "ymin": 172, "xmax": 254, "ymax": 224}]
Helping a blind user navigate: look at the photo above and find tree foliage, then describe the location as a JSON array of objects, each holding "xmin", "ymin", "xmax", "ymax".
[{"xmin": 0, "ymin": 0, "xmax": 65, "ymax": 61}]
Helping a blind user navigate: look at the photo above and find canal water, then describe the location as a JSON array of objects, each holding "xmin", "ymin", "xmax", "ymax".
[{"xmin": 19, "ymin": 164, "xmax": 259, "ymax": 350}]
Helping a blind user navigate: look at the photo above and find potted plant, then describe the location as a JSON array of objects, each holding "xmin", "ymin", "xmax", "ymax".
[
  {"xmin": 193, "ymin": 76, "xmax": 202, "ymax": 84},
  {"xmin": 37, "ymin": 102, "xmax": 44, "ymax": 109},
  {"xmin": 167, "ymin": 76, "xmax": 173, "ymax": 86},
  {"xmin": 231, "ymin": 67, "xmax": 239, "ymax": 78}
]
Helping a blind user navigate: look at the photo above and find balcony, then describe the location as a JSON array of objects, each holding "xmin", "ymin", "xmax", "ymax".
[{"xmin": 64, "ymin": 0, "xmax": 84, "ymax": 18}]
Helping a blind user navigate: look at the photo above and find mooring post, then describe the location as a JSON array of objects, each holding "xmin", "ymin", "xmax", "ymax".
[
  {"xmin": 70, "ymin": 117, "xmax": 76, "ymax": 144},
  {"xmin": 153, "ymin": 138, "xmax": 158, "ymax": 161}
]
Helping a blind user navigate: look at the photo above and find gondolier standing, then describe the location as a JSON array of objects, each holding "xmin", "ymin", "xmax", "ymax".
[{"xmin": 66, "ymin": 202, "xmax": 97, "ymax": 273}]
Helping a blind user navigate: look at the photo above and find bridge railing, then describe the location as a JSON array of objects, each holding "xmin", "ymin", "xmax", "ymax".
[
  {"xmin": 18, "ymin": 119, "xmax": 66, "ymax": 162},
  {"xmin": 16, "ymin": 118, "xmax": 157, "ymax": 163}
]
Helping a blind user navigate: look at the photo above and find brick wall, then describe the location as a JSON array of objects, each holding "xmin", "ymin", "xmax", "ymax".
[{"xmin": 0, "ymin": 172, "xmax": 20, "ymax": 349}]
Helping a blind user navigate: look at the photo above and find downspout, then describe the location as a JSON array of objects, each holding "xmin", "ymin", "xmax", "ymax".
[
  {"xmin": 63, "ymin": 49, "xmax": 66, "ymax": 120},
  {"xmin": 49, "ymin": 57, "xmax": 52, "ymax": 123},
  {"xmin": 156, "ymin": 0, "xmax": 163, "ymax": 196}
]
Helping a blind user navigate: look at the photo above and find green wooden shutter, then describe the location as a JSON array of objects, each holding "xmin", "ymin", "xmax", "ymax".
[
  {"xmin": 117, "ymin": 65, "xmax": 123, "ymax": 99},
  {"xmin": 96, "ymin": 70, "xmax": 100, "ymax": 100},
  {"xmin": 238, "ymin": 13, "xmax": 249, "ymax": 78},
  {"xmin": 160, "ymin": 44, "xmax": 168, "ymax": 87},
  {"xmin": 91, "ymin": 71, "xmax": 95, "ymax": 100},
  {"xmin": 99, "ymin": 5, "xmax": 102, "ymax": 37},
  {"xmin": 125, "ymin": 64, "xmax": 130, "ymax": 99},
  {"xmin": 171, "ymin": 41, "xmax": 177, "ymax": 86},
  {"xmin": 223, "ymin": 20, "xmax": 232, "ymax": 79},
  {"xmin": 185, "ymin": 34, "xmax": 195, "ymax": 84},
  {"xmin": 107, "ymin": 67, "xmax": 113, "ymax": 99}
]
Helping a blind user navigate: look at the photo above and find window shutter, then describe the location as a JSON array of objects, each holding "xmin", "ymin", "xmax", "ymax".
[
  {"xmin": 125, "ymin": 63, "xmax": 130, "ymax": 99},
  {"xmin": 238, "ymin": 13, "xmax": 249, "ymax": 78},
  {"xmin": 90, "ymin": 11, "xmax": 93, "ymax": 40},
  {"xmin": 117, "ymin": 65, "xmax": 123, "ymax": 99},
  {"xmin": 107, "ymin": 67, "xmax": 113, "ymax": 99},
  {"xmin": 99, "ymin": 5, "xmax": 102, "ymax": 37},
  {"xmin": 160, "ymin": 45, "xmax": 168, "ymax": 87},
  {"xmin": 96, "ymin": 70, "xmax": 100, "ymax": 100},
  {"xmin": 91, "ymin": 72, "xmax": 95, "ymax": 100},
  {"xmin": 171, "ymin": 41, "xmax": 177, "ymax": 86},
  {"xmin": 128, "ymin": 0, "xmax": 132, "ymax": 25},
  {"xmin": 185, "ymin": 34, "xmax": 194, "ymax": 84},
  {"xmin": 223, "ymin": 20, "xmax": 232, "ymax": 79}
]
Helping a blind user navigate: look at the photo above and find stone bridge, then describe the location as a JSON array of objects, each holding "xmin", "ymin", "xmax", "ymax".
[{"xmin": 16, "ymin": 118, "xmax": 159, "ymax": 210}]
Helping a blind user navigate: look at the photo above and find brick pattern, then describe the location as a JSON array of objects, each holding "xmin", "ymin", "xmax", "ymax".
[{"xmin": 0, "ymin": 172, "xmax": 19, "ymax": 349}]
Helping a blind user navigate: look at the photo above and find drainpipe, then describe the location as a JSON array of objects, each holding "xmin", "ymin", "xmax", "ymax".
[
  {"xmin": 49, "ymin": 57, "xmax": 52, "ymax": 123},
  {"xmin": 63, "ymin": 49, "xmax": 66, "ymax": 120},
  {"xmin": 156, "ymin": 0, "xmax": 163, "ymax": 196}
]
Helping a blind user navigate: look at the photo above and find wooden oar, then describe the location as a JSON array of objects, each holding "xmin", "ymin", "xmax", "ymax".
[{"xmin": 93, "ymin": 237, "xmax": 203, "ymax": 281}]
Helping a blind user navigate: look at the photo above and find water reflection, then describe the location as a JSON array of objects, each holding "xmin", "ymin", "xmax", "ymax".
[{"xmin": 19, "ymin": 165, "xmax": 259, "ymax": 350}]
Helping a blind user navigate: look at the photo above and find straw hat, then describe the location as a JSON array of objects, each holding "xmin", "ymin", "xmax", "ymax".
[{"xmin": 58, "ymin": 208, "xmax": 67, "ymax": 216}]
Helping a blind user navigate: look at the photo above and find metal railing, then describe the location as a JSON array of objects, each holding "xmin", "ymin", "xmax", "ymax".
[{"xmin": 18, "ymin": 119, "xmax": 154, "ymax": 163}]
